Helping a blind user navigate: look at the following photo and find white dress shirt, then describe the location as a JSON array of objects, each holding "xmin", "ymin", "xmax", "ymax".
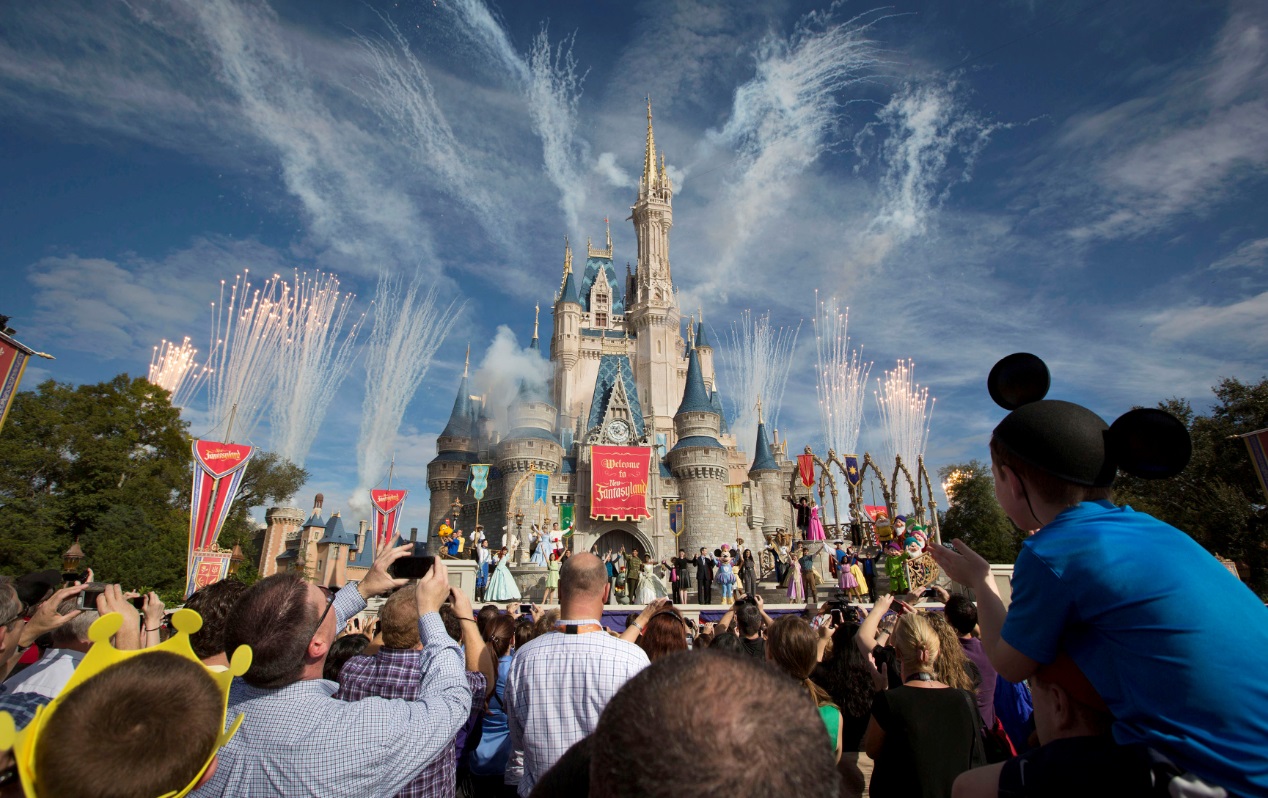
[{"xmin": 0, "ymin": 648, "xmax": 85, "ymax": 699}]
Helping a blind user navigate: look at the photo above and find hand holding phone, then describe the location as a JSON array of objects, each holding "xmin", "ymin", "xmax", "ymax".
[{"xmin": 389, "ymin": 555, "xmax": 435, "ymax": 580}]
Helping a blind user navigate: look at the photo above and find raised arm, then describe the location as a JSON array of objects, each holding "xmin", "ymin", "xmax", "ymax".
[
  {"xmin": 620, "ymin": 597, "xmax": 669, "ymax": 642},
  {"xmin": 450, "ymin": 583, "xmax": 496, "ymax": 698}
]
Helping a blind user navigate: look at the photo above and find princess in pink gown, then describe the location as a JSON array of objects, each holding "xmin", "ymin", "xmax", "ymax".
[
  {"xmin": 807, "ymin": 505, "xmax": 827, "ymax": 541},
  {"xmin": 786, "ymin": 552, "xmax": 805, "ymax": 601}
]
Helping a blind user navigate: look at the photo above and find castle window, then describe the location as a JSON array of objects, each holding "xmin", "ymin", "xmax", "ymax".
[{"xmin": 595, "ymin": 312, "xmax": 608, "ymax": 328}]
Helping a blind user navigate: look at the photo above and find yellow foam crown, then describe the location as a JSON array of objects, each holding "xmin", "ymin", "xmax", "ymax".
[{"xmin": 0, "ymin": 608, "xmax": 252, "ymax": 798}]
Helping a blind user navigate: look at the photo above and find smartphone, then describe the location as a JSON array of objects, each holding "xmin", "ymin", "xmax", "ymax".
[
  {"xmin": 519, "ymin": 603, "xmax": 533, "ymax": 615},
  {"xmin": 389, "ymin": 555, "xmax": 435, "ymax": 580},
  {"xmin": 920, "ymin": 588, "xmax": 938, "ymax": 598},
  {"xmin": 77, "ymin": 583, "xmax": 107, "ymax": 611},
  {"xmin": 831, "ymin": 609, "xmax": 844, "ymax": 624},
  {"xmin": 129, "ymin": 596, "xmax": 146, "ymax": 610}
]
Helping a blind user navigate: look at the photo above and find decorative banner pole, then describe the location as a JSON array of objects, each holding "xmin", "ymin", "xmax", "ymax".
[{"xmin": 370, "ymin": 458, "xmax": 408, "ymax": 550}]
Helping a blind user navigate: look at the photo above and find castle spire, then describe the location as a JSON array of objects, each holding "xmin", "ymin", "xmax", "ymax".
[
  {"xmin": 605, "ymin": 216, "xmax": 612, "ymax": 252},
  {"xmin": 530, "ymin": 304, "xmax": 540, "ymax": 351},
  {"xmin": 464, "ymin": 344, "xmax": 470, "ymax": 378},
  {"xmin": 642, "ymin": 96, "xmax": 658, "ymax": 194}
]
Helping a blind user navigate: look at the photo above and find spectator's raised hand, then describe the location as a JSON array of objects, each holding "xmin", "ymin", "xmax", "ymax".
[
  {"xmin": 142, "ymin": 592, "xmax": 165, "ymax": 628},
  {"xmin": 415, "ymin": 556, "xmax": 450, "ymax": 617},
  {"xmin": 360, "ymin": 541, "xmax": 416, "ymax": 597},
  {"xmin": 97, "ymin": 584, "xmax": 142, "ymax": 650},
  {"xmin": 449, "ymin": 580, "xmax": 474, "ymax": 620},
  {"xmin": 928, "ymin": 538, "xmax": 991, "ymax": 587},
  {"xmin": 18, "ymin": 583, "xmax": 87, "ymax": 648}
]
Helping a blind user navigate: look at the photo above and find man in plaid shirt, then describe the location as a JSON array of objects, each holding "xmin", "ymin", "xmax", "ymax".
[
  {"xmin": 337, "ymin": 576, "xmax": 495, "ymax": 798},
  {"xmin": 195, "ymin": 546, "xmax": 469, "ymax": 797}
]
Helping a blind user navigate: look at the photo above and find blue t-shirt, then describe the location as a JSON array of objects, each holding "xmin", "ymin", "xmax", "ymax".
[{"xmin": 1001, "ymin": 501, "xmax": 1268, "ymax": 795}]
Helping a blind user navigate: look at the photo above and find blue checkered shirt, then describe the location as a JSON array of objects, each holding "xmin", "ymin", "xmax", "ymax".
[
  {"xmin": 504, "ymin": 630, "xmax": 648, "ymax": 796},
  {"xmin": 194, "ymin": 585, "xmax": 469, "ymax": 797},
  {"xmin": 336, "ymin": 649, "xmax": 487, "ymax": 798}
]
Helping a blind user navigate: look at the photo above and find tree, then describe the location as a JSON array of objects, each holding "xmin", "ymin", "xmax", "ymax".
[
  {"xmin": 1115, "ymin": 377, "xmax": 1268, "ymax": 598},
  {"xmin": 217, "ymin": 451, "xmax": 308, "ymax": 586},
  {"xmin": 938, "ymin": 460, "xmax": 1023, "ymax": 563},
  {"xmin": 0, "ymin": 376, "xmax": 190, "ymax": 591}
]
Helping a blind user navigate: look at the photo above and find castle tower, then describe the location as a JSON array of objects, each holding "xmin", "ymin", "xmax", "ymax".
[
  {"xmin": 667, "ymin": 346, "xmax": 729, "ymax": 555},
  {"xmin": 260, "ymin": 505, "xmax": 305, "ymax": 577},
  {"xmin": 747, "ymin": 416, "xmax": 783, "ymax": 540},
  {"xmin": 626, "ymin": 99, "xmax": 683, "ymax": 444},
  {"xmin": 496, "ymin": 375, "xmax": 563, "ymax": 550},
  {"xmin": 427, "ymin": 352, "xmax": 478, "ymax": 537},
  {"xmin": 695, "ymin": 315, "xmax": 714, "ymax": 392},
  {"xmin": 317, "ymin": 512, "xmax": 356, "ymax": 587},
  {"xmin": 552, "ymin": 238, "xmax": 583, "ymax": 432}
]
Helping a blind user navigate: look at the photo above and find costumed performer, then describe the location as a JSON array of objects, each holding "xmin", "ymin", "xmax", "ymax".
[
  {"xmin": 847, "ymin": 549, "xmax": 869, "ymax": 601},
  {"xmin": 543, "ymin": 549, "xmax": 562, "ymax": 604},
  {"xmin": 475, "ymin": 539, "xmax": 491, "ymax": 601},
  {"xmin": 634, "ymin": 555, "xmax": 670, "ymax": 604},
  {"xmin": 884, "ymin": 542, "xmax": 908, "ymax": 594},
  {"xmin": 485, "ymin": 546, "xmax": 521, "ymax": 602},
  {"xmin": 807, "ymin": 503, "xmax": 827, "ymax": 541},
  {"xmin": 786, "ymin": 545, "xmax": 805, "ymax": 601},
  {"xmin": 714, "ymin": 546, "xmax": 738, "ymax": 605},
  {"xmin": 834, "ymin": 542, "xmax": 859, "ymax": 593},
  {"xmin": 528, "ymin": 524, "xmax": 548, "ymax": 567}
]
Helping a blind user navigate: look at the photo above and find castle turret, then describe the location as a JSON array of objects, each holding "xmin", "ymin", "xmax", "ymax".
[
  {"xmin": 317, "ymin": 511, "xmax": 357, "ymax": 587},
  {"xmin": 747, "ymin": 416, "xmax": 782, "ymax": 539},
  {"xmin": 553, "ymin": 238, "xmax": 582, "ymax": 432},
  {"xmin": 667, "ymin": 347, "xmax": 729, "ymax": 555},
  {"xmin": 497, "ymin": 375, "xmax": 563, "ymax": 550},
  {"xmin": 428, "ymin": 352, "xmax": 478, "ymax": 537},
  {"xmin": 695, "ymin": 313, "xmax": 715, "ymax": 392}
]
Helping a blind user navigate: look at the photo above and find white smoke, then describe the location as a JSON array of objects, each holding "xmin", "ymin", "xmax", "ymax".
[
  {"xmin": 472, "ymin": 326, "xmax": 552, "ymax": 429},
  {"xmin": 595, "ymin": 152, "xmax": 634, "ymax": 188},
  {"xmin": 527, "ymin": 28, "xmax": 589, "ymax": 234}
]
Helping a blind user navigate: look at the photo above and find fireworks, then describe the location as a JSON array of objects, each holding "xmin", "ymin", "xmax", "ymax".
[
  {"xmin": 722, "ymin": 309, "xmax": 802, "ymax": 456},
  {"xmin": 874, "ymin": 359, "xmax": 935, "ymax": 508},
  {"xmin": 205, "ymin": 271, "xmax": 291, "ymax": 444},
  {"xmin": 357, "ymin": 272, "xmax": 461, "ymax": 499},
  {"xmin": 271, "ymin": 271, "xmax": 366, "ymax": 466},
  {"xmin": 147, "ymin": 337, "xmax": 209, "ymax": 408},
  {"xmin": 813, "ymin": 292, "xmax": 872, "ymax": 456}
]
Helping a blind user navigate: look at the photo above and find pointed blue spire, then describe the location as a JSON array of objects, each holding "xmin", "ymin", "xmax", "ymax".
[
  {"xmin": 696, "ymin": 321, "xmax": 710, "ymax": 349},
  {"xmin": 750, "ymin": 421, "xmax": 778, "ymax": 471},
  {"xmin": 440, "ymin": 372, "xmax": 473, "ymax": 439},
  {"xmin": 710, "ymin": 388, "xmax": 729, "ymax": 434},
  {"xmin": 560, "ymin": 272, "xmax": 579, "ymax": 305},
  {"xmin": 676, "ymin": 348, "xmax": 714, "ymax": 415}
]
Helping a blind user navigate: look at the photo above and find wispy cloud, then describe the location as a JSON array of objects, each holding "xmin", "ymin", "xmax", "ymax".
[{"xmin": 1210, "ymin": 237, "xmax": 1268, "ymax": 271}]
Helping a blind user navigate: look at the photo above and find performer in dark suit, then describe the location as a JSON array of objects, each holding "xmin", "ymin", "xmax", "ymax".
[
  {"xmin": 692, "ymin": 547, "xmax": 715, "ymax": 604},
  {"xmin": 787, "ymin": 495, "xmax": 811, "ymax": 535},
  {"xmin": 670, "ymin": 549, "xmax": 693, "ymax": 604}
]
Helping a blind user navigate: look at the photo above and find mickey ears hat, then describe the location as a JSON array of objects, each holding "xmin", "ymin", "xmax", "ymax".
[{"xmin": 988, "ymin": 353, "xmax": 1191, "ymax": 486}]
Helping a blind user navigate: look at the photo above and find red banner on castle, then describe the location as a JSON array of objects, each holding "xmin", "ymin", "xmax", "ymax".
[
  {"xmin": 188, "ymin": 439, "xmax": 254, "ymax": 562},
  {"xmin": 0, "ymin": 331, "xmax": 34, "ymax": 433},
  {"xmin": 370, "ymin": 489, "xmax": 408, "ymax": 548},
  {"xmin": 590, "ymin": 445, "xmax": 652, "ymax": 521},
  {"xmin": 797, "ymin": 454, "xmax": 816, "ymax": 487}
]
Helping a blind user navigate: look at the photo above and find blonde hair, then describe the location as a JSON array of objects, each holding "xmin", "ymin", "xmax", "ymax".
[
  {"xmin": 926, "ymin": 612, "xmax": 976, "ymax": 691},
  {"xmin": 891, "ymin": 612, "xmax": 940, "ymax": 675}
]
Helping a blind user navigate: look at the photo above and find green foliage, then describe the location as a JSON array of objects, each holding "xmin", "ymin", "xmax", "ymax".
[
  {"xmin": 938, "ymin": 460, "xmax": 1023, "ymax": 563},
  {"xmin": 0, "ymin": 375, "xmax": 308, "ymax": 596},
  {"xmin": 1115, "ymin": 377, "xmax": 1268, "ymax": 598}
]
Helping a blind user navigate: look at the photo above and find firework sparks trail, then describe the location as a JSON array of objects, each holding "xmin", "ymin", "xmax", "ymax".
[
  {"xmin": 357, "ymin": 272, "xmax": 462, "ymax": 501},
  {"xmin": 271, "ymin": 271, "xmax": 367, "ymax": 467},
  {"xmin": 205, "ymin": 271, "xmax": 290, "ymax": 444},
  {"xmin": 813, "ymin": 292, "xmax": 872, "ymax": 456},
  {"xmin": 147, "ymin": 337, "xmax": 210, "ymax": 409},
  {"xmin": 874, "ymin": 359, "xmax": 935, "ymax": 513},
  {"xmin": 722, "ymin": 310, "xmax": 802, "ymax": 459}
]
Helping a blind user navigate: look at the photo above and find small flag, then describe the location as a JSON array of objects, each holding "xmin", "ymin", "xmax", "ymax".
[
  {"xmin": 725, "ymin": 484, "xmax": 744, "ymax": 517},
  {"xmin": 669, "ymin": 501, "xmax": 684, "ymax": 536},
  {"xmin": 560, "ymin": 503, "xmax": 575, "ymax": 535},
  {"xmin": 469, "ymin": 464, "xmax": 490, "ymax": 501},
  {"xmin": 533, "ymin": 472, "xmax": 550, "ymax": 505},
  {"xmin": 843, "ymin": 454, "xmax": 861, "ymax": 486},
  {"xmin": 797, "ymin": 453, "xmax": 816, "ymax": 488}
]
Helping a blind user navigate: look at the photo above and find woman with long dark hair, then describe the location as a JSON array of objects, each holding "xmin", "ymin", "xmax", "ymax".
[
  {"xmin": 812, "ymin": 622, "xmax": 877, "ymax": 797},
  {"xmin": 740, "ymin": 548, "xmax": 757, "ymax": 598},
  {"xmin": 636, "ymin": 605, "xmax": 690, "ymax": 661},
  {"xmin": 864, "ymin": 612, "xmax": 985, "ymax": 798},
  {"xmin": 766, "ymin": 616, "xmax": 844, "ymax": 763}
]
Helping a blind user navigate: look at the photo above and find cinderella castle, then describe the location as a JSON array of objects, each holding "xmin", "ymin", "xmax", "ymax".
[{"xmin": 425, "ymin": 105, "xmax": 798, "ymax": 562}]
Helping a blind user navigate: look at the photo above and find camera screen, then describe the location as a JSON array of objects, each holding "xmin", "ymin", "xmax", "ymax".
[{"xmin": 389, "ymin": 555, "xmax": 435, "ymax": 580}]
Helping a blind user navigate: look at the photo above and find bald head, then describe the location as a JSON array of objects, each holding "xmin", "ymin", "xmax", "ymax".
[{"xmin": 559, "ymin": 551, "xmax": 607, "ymax": 602}]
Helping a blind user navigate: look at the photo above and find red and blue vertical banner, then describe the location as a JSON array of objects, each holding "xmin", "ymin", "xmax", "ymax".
[
  {"xmin": 1242, "ymin": 428, "xmax": 1268, "ymax": 503},
  {"xmin": 669, "ymin": 501, "xmax": 685, "ymax": 538},
  {"xmin": 0, "ymin": 331, "xmax": 34, "ymax": 433},
  {"xmin": 469, "ymin": 464, "xmax": 490, "ymax": 501},
  {"xmin": 187, "ymin": 440, "xmax": 253, "ymax": 596},
  {"xmin": 370, "ymin": 489, "xmax": 408, "ymax": 549}
]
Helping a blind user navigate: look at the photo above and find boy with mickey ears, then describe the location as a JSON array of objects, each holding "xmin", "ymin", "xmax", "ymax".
[{"xmin": 933, "ymin": 353, "xmax": 1268, "ymax": 797}]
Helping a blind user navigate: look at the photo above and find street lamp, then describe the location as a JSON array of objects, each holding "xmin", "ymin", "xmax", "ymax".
[
  {"xmin": 514, "ymin": 509, "xmax": 525, "ymax": 565},
  {"xmin": 62, "ymin": 538, "xmax": 86, "ymax": 575},
  {"xmin": 228, "ymin": 543, "xmax": 246, "ymax": 577},
  {"xmin": 450, "ymin": 497, "xmax": 463, "ymax": 529}
]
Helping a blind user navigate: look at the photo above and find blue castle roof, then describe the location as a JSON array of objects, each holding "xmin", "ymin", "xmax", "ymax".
[
  {"xmin": 587, "ymin": 354, "xmax": 645, "ymax": 435},
  {"xmin": 577, "ymin": 255, "xmax": 624, "ymax": 314},
  {"xmin": 504, "ymin": 426, "xmax": 560, "ymax": 444},
  {"xmin": 560, "ymin": 272, "xmax": 580, "ymax": 305},
  {"xmin": 670, "ymin": 435, "xmax": 726, "ymax": 451},
  {"xmin": 750, "ymin": 421, "xmax": 778, "ymax": 471},
  {"xmin": 675, "ymin": 348, "xmax": 713, "ymax": 416},
  {"xmin": 349, "ymin": 527, "xmax": 375, "ymax": 569},
  {"xmin": 319, "ymin": 513, "xmax": 358, "ymax": 547},
  {"xmin": 696, "ymin": 321, "xmax": 710, "ymax": 349},
  {"xmin": 440, "ymin": 374, "xmax": 473, "ymax": 439},
  {"xmin": 709, "ymin": 388, "xmax": 729, "ymax": 434}
]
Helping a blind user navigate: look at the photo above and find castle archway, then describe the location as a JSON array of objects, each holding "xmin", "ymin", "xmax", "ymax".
[{"xmin": 591, "ymin": 528, "xmax": 649, "ymax": 559}]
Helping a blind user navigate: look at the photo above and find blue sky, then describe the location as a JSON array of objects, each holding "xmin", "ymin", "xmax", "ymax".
[{"xmin": 2, "ymin": 0, "xmax": 1265, "ymax": 534}]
